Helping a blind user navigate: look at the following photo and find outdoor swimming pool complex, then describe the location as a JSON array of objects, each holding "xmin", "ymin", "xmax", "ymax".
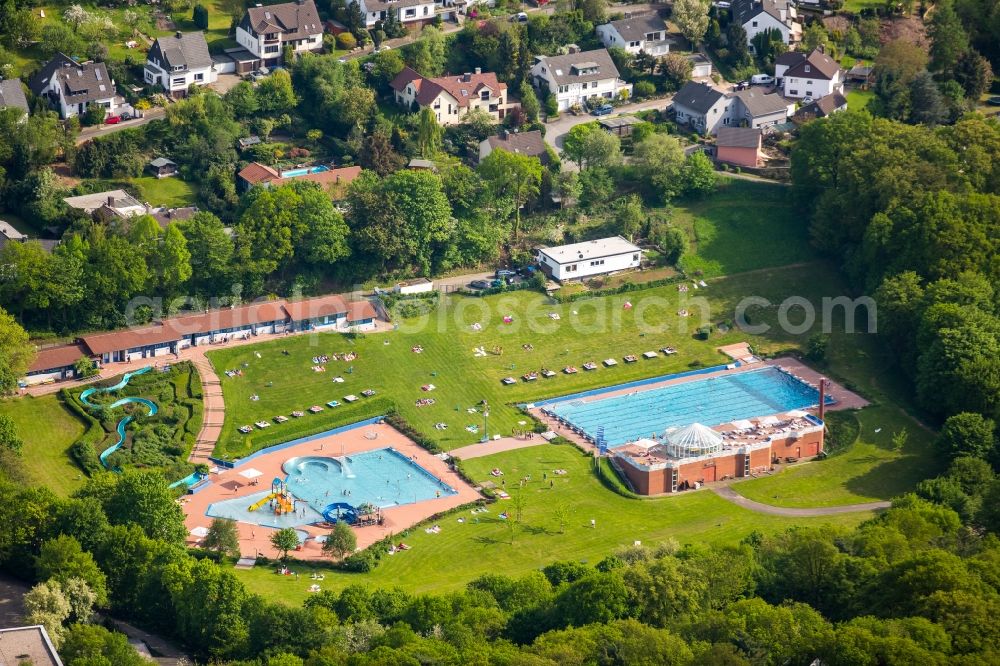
[
  {"xmin": 280, "ymin": 165, "xmax": 330, "ymax": 178},
  {"xmin": 206, "ymin": 447, "xmax": 455, "ymax": 529},
  {"xmin": 543, "ymin": 366, "xmax": 831, "ymax": 448}
]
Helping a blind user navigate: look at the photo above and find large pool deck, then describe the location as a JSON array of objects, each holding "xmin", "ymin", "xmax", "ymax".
[
  {"xmin": 529, "ymin": 357, "xmax": 868, "ymax": 452},
  {"xmin": 181, "ymin": 422, "xmax": 480, "ymax": 561}
]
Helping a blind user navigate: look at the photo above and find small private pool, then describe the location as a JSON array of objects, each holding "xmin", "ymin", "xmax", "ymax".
[{"xmin": 280, "ymin": 165, "xmax": 330, "ymax": 178}]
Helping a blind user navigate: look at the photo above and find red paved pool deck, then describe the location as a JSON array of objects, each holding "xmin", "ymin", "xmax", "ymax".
[
  {"xmin": 528, "ymin": 356, "xmax": 868, "ymax": 449},
  {"xmin": 181, "ymin": 422, "xmax": 481, "ymax": 561}
]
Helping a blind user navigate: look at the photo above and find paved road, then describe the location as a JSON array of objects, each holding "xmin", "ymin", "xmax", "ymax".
[
  {"xmin": 75, "ymin": 107, "xmax": 166, "ymax": 144},
  {"xmin": 712, "ymin": 486, "xmax": 891, "ymax": 516},
  {"xmin": 543, "ymin": 96, "xmax": 672, "ymax": 160}
]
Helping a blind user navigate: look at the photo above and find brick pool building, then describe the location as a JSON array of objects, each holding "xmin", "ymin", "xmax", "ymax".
[{"xmin": 611, "ymin": 414, "xmax": 825, "ymax": 494}]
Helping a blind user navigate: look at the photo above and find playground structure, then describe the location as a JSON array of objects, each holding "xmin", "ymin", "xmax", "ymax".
[
  {"xmin": 248, "ymin": 478, "xmax": 296, "ymax": 515},
  {"xmin": 79, "ymin": 366, "xmax": 159, "ymax": 469}
]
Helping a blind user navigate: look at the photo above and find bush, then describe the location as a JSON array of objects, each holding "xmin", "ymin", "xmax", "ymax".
[
  {"xmin": 695, "ymin": 324, "xmax": 713, "ymax": 340},
  {"xmin": 806, "ymin": 333, "xmax": 829, "ymax": 362},
  {"xmin": 336, "ymin": 32, "xmax": 357, "ymax": 50},
  {"xmin": 633, "ymin": 81, "xmax": 656, "ymax": 99}
]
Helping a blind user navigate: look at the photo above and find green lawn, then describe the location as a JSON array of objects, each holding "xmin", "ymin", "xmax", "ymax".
[
  {"xmin": 234, "ymin": 444, "xmax": 873, "ymax": 600},
  {"xmin": 676, "ymin": 180, "xmax": 818, "ymax": 278},
  {"xmin": 847, "ymin": 89, "xmax": 875, "ymax": 111},
  {"xmin": 0, "ymin": 394, "xmax": 86, "ymax": 496},
  {"xmin": 163, "ymin": 1, "xmax": 241, "ymax": 54},
  {"xmin": 842, "ymin": 0, "xmax": 883, "ymax": 12},
  {"xmin": 208, "ymin": 262, "xmax": 850, "ymax": 458},
  {"xmin": 129, "ymin": 177, "xmax": 198, "ymax": 209},
  {"xmin": 732, "ymin": 405, "xmax": 937, "ymax": 507}
]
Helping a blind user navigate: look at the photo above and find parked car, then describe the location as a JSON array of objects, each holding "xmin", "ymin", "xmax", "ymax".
[
  {"xmin": 511, "ymin": 12, "xmax": 528, "ymax": 22},
  {"xmin": 802, "ymin": 96, "xmax": 814, "ymax": 104},
  {"xmin": 590, "ymin": 103, "xmax": 614, "ymax": 116},
  {"xmin": 987, "ymin": 96, "xmax": 1000, "ymax": 106},
  {"xmin": 518, "ymin": 265, "xmax": 538, "ymax": 277},
  {"xmin": 470, "ymin": 279, "xmax": 492, "ymax": 289},
  {"xmin": 119, "ymin": 111, "xmax": 132, "ymax": 121},
  {"xmin": 374, "ymin": 45, "xmax": 392, "ymax": 53},
  {"xmin": 750, "ymin": 74, "xmax": 774, "ymax": 86},
  {"xmin": 104, "ymin": 115, "xmax": 121, "ymax": 125},
  {"xmin": 495, "ymin": 269, "xmax": 517, "ymax": 279}
]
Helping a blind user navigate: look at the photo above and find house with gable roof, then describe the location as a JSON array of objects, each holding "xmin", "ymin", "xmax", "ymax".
[
  {"xmin": 0, "ymin": 79, "xmax": 29, "ymax": 116},
  {"xmin": 390, "ymin": 67, "xmax": 517, "ymax": 125},
  {"xmin": 596, "ymin": 13, "xmax": 674, "ymax": 56},
  {"xmin": 775, "ymin": 47, "xmax": 844, "ymax": 100},
  {"xmin": 530, "ymin": 48, "xmax": 632, "ymax": 112},
  {"xmin": 29, "ymin": 53, "xmax": 120, "ymax": 119},
  {"xmin": 236, "ymin": 0, "xmax": 324, "ymax": 69},
  {"xmin": 731, "ymin": 0, "xmax": 801, "ymax": 49},
  {"xmin": 348, "ymin": 0, "xmax": 438, "ymax": 28},
  {"xmin": 144, "ymin": 31, "xmax": 217, "ymax": 97}
]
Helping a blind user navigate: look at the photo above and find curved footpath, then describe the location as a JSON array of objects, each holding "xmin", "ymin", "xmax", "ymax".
[
  {"xmin": 188, "ymin": 355, "xmax": 224, "ymax": 464},
  {"xmin": 712, "ymin": 486, "xmax": 891, "ymax": 516}
]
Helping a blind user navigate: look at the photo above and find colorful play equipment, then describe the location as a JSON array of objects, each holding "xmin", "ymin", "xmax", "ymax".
[
  {"xmin": 321, "ymin": 502, "xmax": 358, "ymax": 524},
  {"xmin": 248, "ymin": 478, "xmax": 296, "ymax": 515}
]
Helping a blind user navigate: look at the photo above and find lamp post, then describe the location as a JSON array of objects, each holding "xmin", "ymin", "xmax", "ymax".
[{"xmin": 481, "ymin": 399, "xmax": 489, "ymax": 443}]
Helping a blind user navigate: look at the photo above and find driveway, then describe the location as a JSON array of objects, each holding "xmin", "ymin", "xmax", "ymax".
[
  {"xmin": 543, "ymin": 96, "xmax": 673, "ymax": 165},
  {"xmin": 76, "ymin": 107, "xmax": 166, "ymax": 144}
]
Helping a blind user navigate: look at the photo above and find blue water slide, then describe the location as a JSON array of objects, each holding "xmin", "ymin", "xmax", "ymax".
[
  {"xmin": 80, "ymin": 366, "xmax": 160, "ymax": 469},
  {"xmin": 321, "ymin": 502, "xmax": 358, "ymax": 524}
]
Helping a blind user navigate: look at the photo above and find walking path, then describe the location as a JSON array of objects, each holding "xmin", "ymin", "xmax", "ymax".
[
  {"xmin": 711, "ymin": 486, "xmax": 891, "ymax": 516},
  {"xmin": 189, "ymin": 355, "xmax": 224, "ymax": 464},
  {"xmin": 449, "ymin": 435, "xmax": 548, "ymax": 460}
]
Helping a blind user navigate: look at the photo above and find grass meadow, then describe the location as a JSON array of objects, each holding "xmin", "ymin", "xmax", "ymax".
[{"xmin": 0, "ymin": 394, "xmax": 86, "ymax": 496}]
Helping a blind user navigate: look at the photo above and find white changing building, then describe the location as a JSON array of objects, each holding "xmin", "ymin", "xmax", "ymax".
[{"xmin": 537, "ymin": 236, "xmax": 642, "ymax": 281}]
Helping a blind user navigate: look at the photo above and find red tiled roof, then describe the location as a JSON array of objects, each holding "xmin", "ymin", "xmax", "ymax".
[
  {"xmin": 167, "ymin": 301, "xmax": 289, "ymax": 336},
  {"xmin": 390, "ymin": 66, "xmax": 424, "ymax": 92},
  {"xmin": 238, "ymin": 162, "xmax": 281, "ymax": 185},
  {"xmin": 81, "ymin": 324, "xmax": 183, "ymax": 355},
  {"xmin": 416, "ymin": 72, "xmax": 506, "ymax": 109},
  {"xmin": 29, "ymin": 343, "xmax": 89, "ymax": 372},
  {"xmin": 284, "ymin": 295, "xmax": 349, "ymax": 321},
  {"xmin": 347, "ymin": 300, "xmax": 377, "ymax": 322}
]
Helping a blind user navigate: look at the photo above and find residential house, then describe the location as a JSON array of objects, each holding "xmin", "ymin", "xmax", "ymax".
[
  {"xmin": 687, "ymin": 53, "xmax": 713, "ymax": 78},
  {"xmin": 479, "ymin": 130, "xmax": 550, "ymax": 165},
  {"xmin": 537, "ymin": 236, "xmax": 642, "ymax": 282},
  {"xmin": 731, "ymin": 0, "xmax": 801, "ymax": 50},
  {"xmin": 0, "ymin": 626, "xmax": 63, "ymax": 666},
  {"xmin": 238, "ymin": 135, "xmax": 262, "ymax": 150},
  {"xmin": 390, "ymin": 67, "xmax": 516, "ymax": 125},
  {"xmin": 144, "ymin": 31, "xmax": 217, "ymax": 97},
  {"xmin": 237, "ymin": 161, "xmax": 361, "ymax": 198},
  {"xmin": 793, "ymin": 92, "xmax": 848, "ymax": 122},
  {"xmin": 28, "ymin": 53, "xmax": 119, "ymax": 119},
  {"xmin": 0, "ymin": 78, "xmax": 29, "ymax": 115},
  {"xmin": 672, "ymin": 81, "xmax": 790, "ymax": 135},
  {"xmin": 0, "ymin": 220, "xmax": 27, "ymax": 251},
  {"xmin": 531, "ymin": 49, "xmax": 632, "ymax": 112},
  {"xmin": 730, "ymin": 88, "xmax": 792, "ymax": 129},
  {"xmin": 716, "ymin": 126, "xmax": 762, "ymax": 167},
  {"xmin": 348, "ymin": 0, "xmax": 438, "ymax": 28},
  {"xmin": 407, "ymin": 158, "xmax": 437, "ymax": 170},
  {"xmin": 151, "ymin": 206, "xmax": 199, "ymax": 229},
  {"xmin": 672, "ymin": 81, "xmax": 730, "ymax": 135},
  {"xmin": 63, "ymin": 190, "xmax": 147, "ymax": 220},
  {"xmin": 236, "ymin": 0, "xmax": 324, "ymax": 69},
  {"xmin": 777, "ymin": 48, "xmax": 843, "ymax": 99},
  {"xmin": 147, "ymin": 157, "xmax": 178, "ymax": 178},
  {"xmin": 596, "ymin": 14, "xmax": 673, "ymax": 56}
]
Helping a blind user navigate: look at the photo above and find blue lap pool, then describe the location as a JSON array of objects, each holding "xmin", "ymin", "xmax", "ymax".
[
  {"xmin": 544, "ymin": 366, "xmax": 830, "ymax": 448},
  {"xmin": 280, "ymin": 165, "xmax": 330, "ymax": 178}
]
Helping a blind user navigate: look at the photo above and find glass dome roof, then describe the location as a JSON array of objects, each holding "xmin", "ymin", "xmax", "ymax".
[{"xmin": 660, "ymin": 423, "xmax": 724, "ymax": 458}]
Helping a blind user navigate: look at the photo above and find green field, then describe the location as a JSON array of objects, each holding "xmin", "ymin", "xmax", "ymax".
[
  {"xmin": 847, "ymin": 89, "xmax": 875, "ymax": 111},
  {"xmin": 162, "ymin": 1, "xmax": 240, "ymax": 53},
  {"xmin": 208, "ymin": 262, "xmax": 851, "ymax": 458},
  {"xmin": 129, "ymin": 176, "xmax": 198, "ymax": 209},
  {"xmin": 676, "ymin": 181, "xmax": 818, "ymax": 277},
  {"xmin": 233, "ymin": 443, "xmax": 873, "ymax": 600},
  {"xmin": 0, "ymin": 394, "xmax": 86, "ymax": 496}
]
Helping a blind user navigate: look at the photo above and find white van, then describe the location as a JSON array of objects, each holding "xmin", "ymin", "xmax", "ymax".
[{"xmin": 750, "ymin": 74, "xmax": 775, "ymax": 86}]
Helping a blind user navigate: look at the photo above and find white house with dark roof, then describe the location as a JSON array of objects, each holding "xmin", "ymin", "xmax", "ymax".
[
  {"xmin": 28, "ymin": 53, "xmax": 119, "ymax": 119},
  {"xmin": 672, "ymin": 81, "xmax": 790, "ymax": 135},
  {"xmin": 390, "ymin": 67, "xmax": 516, "ymax": 124},
  {"xmin": 144, "ymin": 31, "xmax": 216, "ymax": 97},
  {"xmin": 537, "ymin": 236, "xmax": 642, "ymax": 281},
  {"xmin": 349, "ymin": 0, "xmax": 437, "ymax": 28},
  {"xmin": 672, "ymin": 81, "xmax": 731, "ymax": 134},
  {"xmin": 236, "ymin": 0, "xmax": 324, "ymax": 68},
  {"xmin": 731, "ymin": 0, "xmax": 801, "ymax": 49},
  {"xmin": 531, "ymin": 48, "xmax": 632, "ymax": 112},
  {"xmin": 0, "ymin": 79, "xmax": 29, "ymax": 115},
  {"xmin": 596, "ymin": 14, "xmax": 673, "ymax": 56},
  {"xmin": 776, "ymin": 48, "xmax": 843, "ymax": 99}
]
